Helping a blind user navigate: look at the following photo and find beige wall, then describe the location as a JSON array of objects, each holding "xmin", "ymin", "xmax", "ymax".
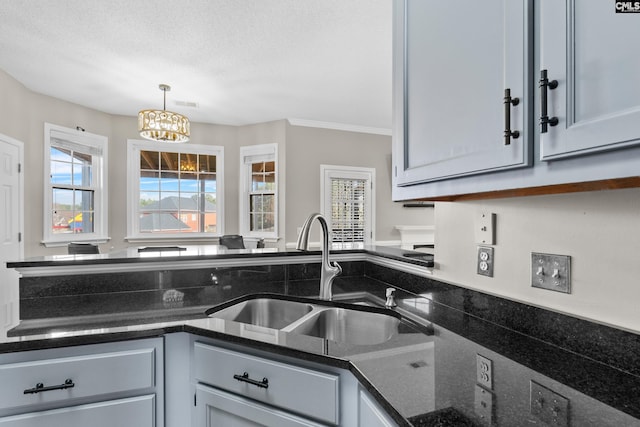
[
  {"xmin": 107, "ymin": 116, "xmax": 239, "ymax": 252},
  {"xmin": 3, "ymin": 70, "xmax": 638, "ymax": 333},
  {"xmin": 433, "ymin": 189, "xmax": 640, "ymax": 333},
  {"xmin": 1, "ymin": 71, "xmax": 113, "ymax": 257},
  {"xmin": 285, "ymin": 123, "xmax": 430, "ymax": 246},
  {"xmin": 236, "ymin": 121, "xmax": 288, "ymax": 243},
  {"xmin": 1, "ymin": 70, "xmax": 428, "ymax": 257}
]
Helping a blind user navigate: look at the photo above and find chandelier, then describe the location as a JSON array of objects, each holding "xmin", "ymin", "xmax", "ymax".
[{"xmin": 138, "ymin": 84, "xmax": 190, "ymax": 143}]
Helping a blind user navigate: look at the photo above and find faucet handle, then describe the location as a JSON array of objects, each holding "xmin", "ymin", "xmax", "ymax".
[
  {"xmin": 385, "ymin": 287, "xmax": 397, "ymax": 308},
  {"xmin": 332, "ymin": 261, "xmax": 342, "ymax": 275}
]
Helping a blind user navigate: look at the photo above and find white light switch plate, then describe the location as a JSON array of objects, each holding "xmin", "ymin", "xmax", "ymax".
[{"xmin": 475, "ymin": 212, "xmax": 495, "ymax": 245}]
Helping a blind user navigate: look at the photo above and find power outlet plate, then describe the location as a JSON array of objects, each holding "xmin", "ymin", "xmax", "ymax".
[
  {"xmin": 476, "ymin": 354, "xmax": 493, "ymax": 390},
  {"xmin": 530, "ymin": 381, "xmax": 569, "ymax": 427},
  {"xmin": 531, "ymin": 253, "xmax": 571, "ymax": 293},
  {"xmin": 477, "ymin": 246, "xmax": 494, "ymax": 277}
]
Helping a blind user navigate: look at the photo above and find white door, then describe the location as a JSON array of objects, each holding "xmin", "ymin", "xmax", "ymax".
[
  {"xmin": 0, "ymin": 134, "xmax": 23, "ymax": 331},
  {"xmin": 539, "ymin": 0, "xmax": 640, "ymax": 160}
]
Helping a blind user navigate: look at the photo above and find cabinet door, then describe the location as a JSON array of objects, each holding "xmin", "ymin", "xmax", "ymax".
[
  {"xmin": 359, "ymin": 390, "xmax": 398, "ymax": 427},
  {"xmin": 393, "ymin": 0, "xmax": 531, "ymax": 186},
  {"xmin": 194, "ymin": 384, "xmax": 325, "ymax": 427},
  {"xmin": 539, "ymin": 1, "xmax": 640, "ymax": 160},
  {"xmin": 0, "ymin": 395, "xmax": 155, "ymax": 427}
]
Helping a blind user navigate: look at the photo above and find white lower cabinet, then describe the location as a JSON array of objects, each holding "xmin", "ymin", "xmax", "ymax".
[
  {"xmin": 194, "ymin": 384, "xmax": 324, "ymax": 427},
  {"xmin": 0, "ymin": 338, "xmax": 163, "ymax": 427},
  {"xmin": 188, "ymin": 338, "xmax": 400, "ymax": 427},
  {"xmin": 192, "ymin": 341, "xmax": 340, "ymax": 426},
  {"xmin": 0, "ymin": 395, "xmax": 155, "ymax": 427},
  {"xmin": 359, "ymin": 389, "xmax": 398, "ymax": 427}
]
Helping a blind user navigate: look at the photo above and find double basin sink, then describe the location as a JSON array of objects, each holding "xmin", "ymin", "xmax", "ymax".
[{"xmin": 206, "ymin": 295, "xmax": 402, "ymax": 345}]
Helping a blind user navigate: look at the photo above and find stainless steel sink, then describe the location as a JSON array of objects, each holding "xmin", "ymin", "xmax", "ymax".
[
  {"xmin": 285, "ymin": 307, "xmax": 400, "ymax": 345},
  {"xmin": 207, "ymin": 296, "xmax": 401, "ymax": 345},
  {"xmin": 210, "ymin": 298, "xmax": 314, "ymax": 329}
]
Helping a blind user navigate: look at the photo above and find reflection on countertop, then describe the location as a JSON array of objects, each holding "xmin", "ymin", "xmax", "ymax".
[
  {"xmin": 2, "ymin": 285, "xmax": 639, "ymax": 426},
  {"xmin": 3, "ymin": 249, "xmax": 639, "ymax": 426},
  {"xmin": 6, "ymin": 245, "xmax": 434, "ymax": 270}
]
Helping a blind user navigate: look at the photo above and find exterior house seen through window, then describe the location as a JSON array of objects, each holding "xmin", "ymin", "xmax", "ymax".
[
  {"xmin": 127, "ymin": 140, "xmax": 224, "ymax": 240},
  {"xmin": 44, "ymin": 123, "xmax": 108, "ymax": 247},
  {"xmin": 249, "ymin": 160, "xmax": 276, "ymax": 233}
]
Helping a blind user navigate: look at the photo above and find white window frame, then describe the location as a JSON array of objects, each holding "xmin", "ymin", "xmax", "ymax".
[
  {"xmin": 43, "ymin": 123, "xmax": 109, "ymax": 247},
  {"xmin": 320, "ymin": 165, "xmax": 375, "ymax": 247},
  {"xmin": 239, "ymin": 144, "xmax": 278, "ymax": 239},
  {"xmin": 126, "ymin": 139, "xmax": 225, "ymax": 242}
]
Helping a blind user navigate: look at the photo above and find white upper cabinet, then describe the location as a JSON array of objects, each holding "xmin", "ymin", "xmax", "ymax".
[
  {"xmin": 392, "ymin": 0, "xmax": 640, "ymax": 200},
  {"xmin": 539, "ymin": 0, "xmax": 640, "ymax": 160},
  {"xmin": 393, "ymin": 0, "xmax": 531, "ymax": 186}
]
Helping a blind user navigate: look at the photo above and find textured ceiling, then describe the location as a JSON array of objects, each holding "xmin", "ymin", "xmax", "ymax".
[{"xmin": 0, "ymin": 0, "xmax": 392, "ymax": 133}]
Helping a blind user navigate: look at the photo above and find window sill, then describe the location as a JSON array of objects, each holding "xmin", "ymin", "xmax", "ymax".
[
  {"xmin": 41, "ymin": 236, "xmax": 111, "ymax": 248},
  {"xmin": 125, "ymin": 235, "xmax": 219, "ymax": 245}
]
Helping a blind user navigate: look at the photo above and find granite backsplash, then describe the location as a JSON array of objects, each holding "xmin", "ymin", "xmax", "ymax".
[{"xmin": 18, "ymin": 259, "xmax": 640, "ymax": 381}]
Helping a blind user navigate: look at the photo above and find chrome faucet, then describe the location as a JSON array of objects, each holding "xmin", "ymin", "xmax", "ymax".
[{"xmin": 296, "ymin": 213, "xmax": 342, "ymax": 300}]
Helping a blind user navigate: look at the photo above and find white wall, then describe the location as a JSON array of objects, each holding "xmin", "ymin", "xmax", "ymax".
[
  {"xmin": 285, "ymin": 123, "xmax": 431, "ymax": 246},
  {"xmin": 433, "ymin": 189, "xmax": 640, "ymax": 333}
]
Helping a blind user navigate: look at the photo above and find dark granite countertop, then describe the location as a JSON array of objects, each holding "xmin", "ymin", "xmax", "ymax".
[
  {"xmin": 6, "ymin": 245, "xmax": 435, "ymax": 269},
  {"xmin": 2, "ymin": 279, "xmax": 639, "ymax": 426}
]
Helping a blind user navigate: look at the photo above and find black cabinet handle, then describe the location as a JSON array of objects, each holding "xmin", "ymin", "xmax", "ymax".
[
  {"xmin": 24, "ymin": 379, "xmax": 75, "ymax": 394},
  {"xmin": 233, "ymin": 372, "xmax": 269, "ymax": 389},
  {"xmin": 503, "ymin": 88, "xmax": 520, "ymax": 145},
  {"xmin": 539, "ymin": 69, "xmax": 559, "ymax": 133}
]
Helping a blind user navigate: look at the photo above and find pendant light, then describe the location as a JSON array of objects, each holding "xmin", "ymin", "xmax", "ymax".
[{"xmin": 138, "ymin": 84, "xmax": 190, "ymax": 143}]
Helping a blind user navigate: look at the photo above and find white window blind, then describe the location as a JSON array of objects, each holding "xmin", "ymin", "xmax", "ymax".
[
  {"xmin": 330, "ymin": 178, "xmax": 366, "ymax": 243},
  {"xmin": 321, "ymin": 165, "xmax": 375, "ymax": 247}
]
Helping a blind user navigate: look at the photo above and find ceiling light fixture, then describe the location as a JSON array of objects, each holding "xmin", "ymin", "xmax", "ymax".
[{"xmin": 138, "ymin": 84, "xmax": 190, "ymax": 143}]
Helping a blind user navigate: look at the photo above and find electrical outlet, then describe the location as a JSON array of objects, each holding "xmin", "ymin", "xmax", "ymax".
[
  {"xmin": 530, "ymin": 381, "xmax": 569, "ymax": 427},
  {"xmin": 476, "ymin": 354, "xmax": 493, "ymax": 390},
  {"xmin": 477, "ymin": 246, "xmax": 494, "ymax": 277},
  {"xmin": 474, "ymin": 384, "xmax": 494, "ymax": 426}
]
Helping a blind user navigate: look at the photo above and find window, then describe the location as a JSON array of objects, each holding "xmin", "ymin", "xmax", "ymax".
[
  {"xmin": 43, "ymin": 123, "xmax": 108, "ymax": 247},
  {"xmin": 239, "ymin": 144, "xmax": 277, "ymax": 238},
  {"xmin": 127, "ymin": 140, "xmax": 224, "ymax": 241},
  {"xmin": 321, "ymin": 165, "xmax": 375, "ymax": 248}
]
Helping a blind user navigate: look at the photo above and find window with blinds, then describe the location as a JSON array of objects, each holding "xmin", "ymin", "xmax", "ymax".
[
  {"xmin": 321, "ymin": 165, "xmax": 375, "ymax": 247},
  {"xmin": 330, "ymin": 178, "xmax": 366, "ymax": 243}
]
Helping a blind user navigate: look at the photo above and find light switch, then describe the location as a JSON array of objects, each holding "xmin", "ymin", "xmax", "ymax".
[
  {"xmin": 531, "ymin": 253, "xmax": 571, "ymax": 293},
  {"xmin": 530, "ymin": 381, "xmax": 569, "ymax": 427},
  {"xmin": 474, "ymin": 384, "xmax": 494, "ymax": 426},
  {"xmin": 475, "ymin": 212, "xmax": 496, "ymax": 245}
]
